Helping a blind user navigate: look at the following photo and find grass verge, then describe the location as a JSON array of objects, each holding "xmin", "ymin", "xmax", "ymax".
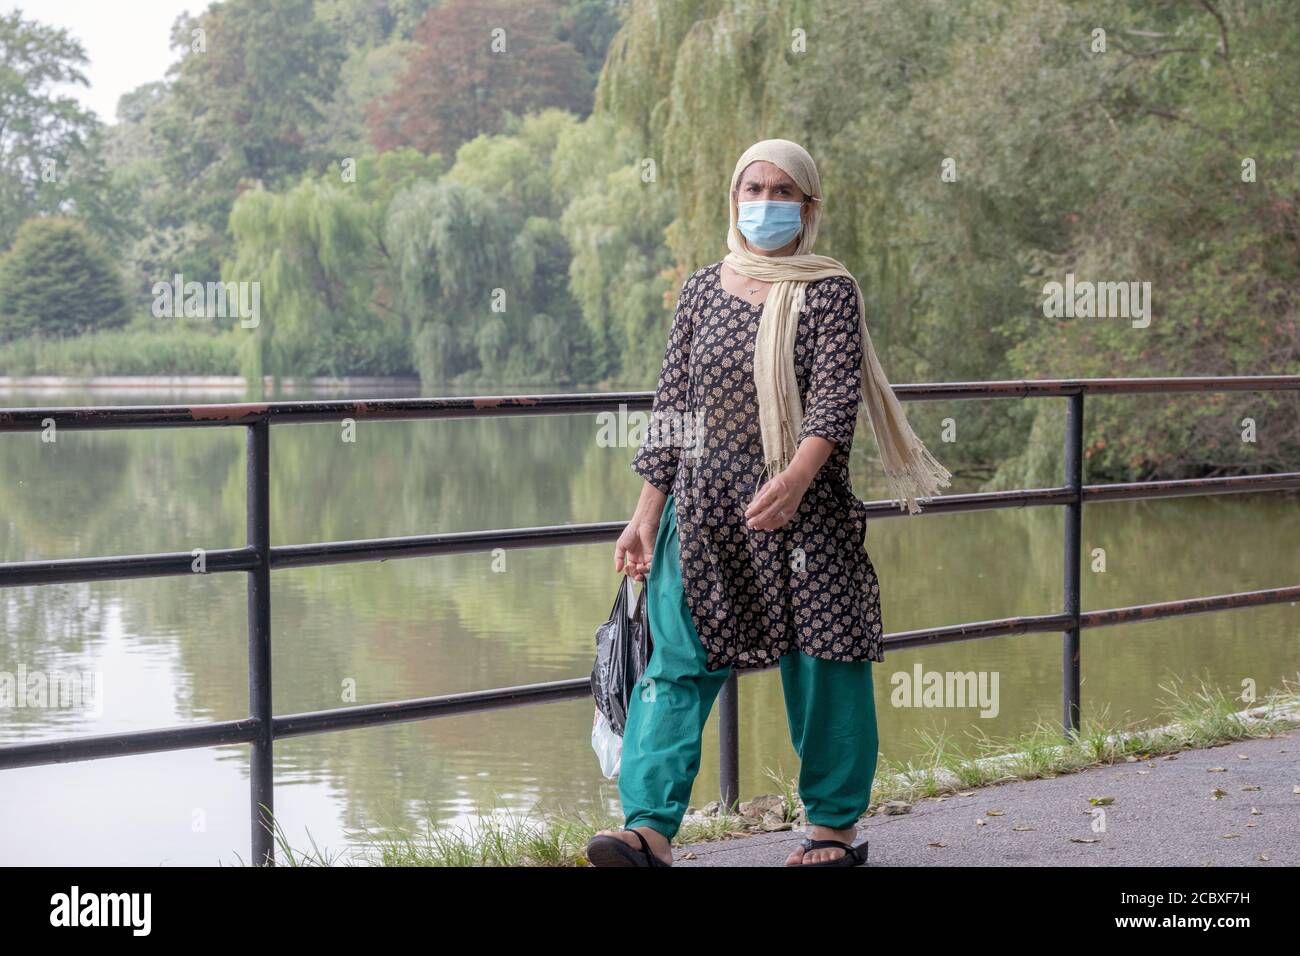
[{"xmin": 249, "ymin": 674, "xmax": 1300, "ymax": 867}]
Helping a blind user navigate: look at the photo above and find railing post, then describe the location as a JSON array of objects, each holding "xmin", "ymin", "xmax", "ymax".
[
  {"xmin": 1062, "ymin": 392, "xmax": 1084, "ymax": 738},
  {"xmin": 718, "ymin": 671, "xmax": 739, "ymax": 812},
  {"xmin": 247, "ymin": 418, "xmax": 275, "ymax": 865}
]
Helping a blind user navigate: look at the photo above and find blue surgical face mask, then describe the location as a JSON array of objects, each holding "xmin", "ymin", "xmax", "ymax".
[{"xmin": 737, "ymin": 199, "xmax": 804, "ymax": 251}]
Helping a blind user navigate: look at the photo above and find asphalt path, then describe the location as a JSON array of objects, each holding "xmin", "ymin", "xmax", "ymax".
[{"xmin": 670, "ymin": 730, "xmax": 1298, "ymax": 867}]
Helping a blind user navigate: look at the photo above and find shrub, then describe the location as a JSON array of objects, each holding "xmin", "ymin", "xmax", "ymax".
[{"xmin": 0, "ymin": 217, "xmax": 129, "ymax": 340}]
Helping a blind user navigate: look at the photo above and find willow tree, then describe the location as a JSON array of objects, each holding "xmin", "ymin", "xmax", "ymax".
[
  {"xmin": 554, "ymin": 112, "xmax": 676, "ymax": 385},
  {"xmin": 587, "ymin": 0, "xmax": 1299, "ymax": 481},
  {"xmin": 224, "ymin": 150, "xmax": 444, "ymax": 384},
  {"xmin": 385, "ymin": 178, "xmax": 515, "ymax": 384},
  {"xmin": 591, "ymin": 0, "xmax": 983, "ymax": 462},
  {"xmin": 385, "ymin": 109, "xmax": 595, "ymax": 386},
  {"xmin": 226, "ymin": 178, "xmax": 389, "ymax": 382}
]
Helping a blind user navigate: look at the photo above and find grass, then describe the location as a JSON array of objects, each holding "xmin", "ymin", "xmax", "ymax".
[
  {"xmin": 0, "ymin": 324, "xmax": 247, "ymax": 377},
  {"xmin": 246, "ymin": 674, "xmax": 1300, "ymax": 867}
]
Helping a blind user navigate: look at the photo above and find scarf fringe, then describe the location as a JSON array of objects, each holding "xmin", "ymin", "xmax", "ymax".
[
  {"xmin": 760, "ymin": 454, "xmax": 787, "ymax": 489},
  {"xmin": 761, "ymin": 413, "xmax": 952, "ymax": 516},
  {"xmin": 878, "ymin": 425, "xmax": 954, "ymax": 515}
]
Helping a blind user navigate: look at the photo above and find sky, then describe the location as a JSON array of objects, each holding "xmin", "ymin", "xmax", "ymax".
[{"xmin": 19, "ymin": 0, "xmax": 203, "ymax": 123}]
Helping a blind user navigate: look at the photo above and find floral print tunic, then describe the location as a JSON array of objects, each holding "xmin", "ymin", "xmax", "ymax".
[{"xmin": 631, "ymin": 261, "xmax": 884, "ymax": 671}]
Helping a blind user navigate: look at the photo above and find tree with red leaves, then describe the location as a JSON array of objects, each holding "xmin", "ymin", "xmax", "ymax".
[{"xmin": 368, "ymin": 0, "xmax": 593, "ymax": 157}]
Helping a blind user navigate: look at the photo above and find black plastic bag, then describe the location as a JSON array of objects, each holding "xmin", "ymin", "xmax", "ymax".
[{"xmin": 590, "ymin": 574, "xmax": 654, "ymax": 737}]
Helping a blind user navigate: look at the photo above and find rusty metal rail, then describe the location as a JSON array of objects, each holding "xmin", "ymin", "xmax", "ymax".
[{"xmin": 1, "ymin": 375, "xmax": 1297, "ymax": 864}]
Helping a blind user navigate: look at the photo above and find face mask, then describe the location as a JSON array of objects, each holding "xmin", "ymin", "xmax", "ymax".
[{"xmin": 737, "ymin": 199, "xmax": 804, "ymax": 251}]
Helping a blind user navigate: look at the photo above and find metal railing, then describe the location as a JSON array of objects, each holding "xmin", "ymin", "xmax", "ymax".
[{"xmin": 1, "ymin": 375, "xmax": 1298, "ymax": 865}]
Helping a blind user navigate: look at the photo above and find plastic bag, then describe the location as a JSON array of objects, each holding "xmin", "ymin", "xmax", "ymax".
[
  {"xmin": 590, "ymin": 575, "xmax": 654, "ymax": 778},
  {"xmin": 591, "ymin": 707, "xmax": 622, "ymax": 779}
]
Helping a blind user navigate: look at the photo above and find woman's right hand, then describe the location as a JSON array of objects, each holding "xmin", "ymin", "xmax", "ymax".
[{"xmin": 615, "ymin": 517, "xmax": 658, "ymax": 583}]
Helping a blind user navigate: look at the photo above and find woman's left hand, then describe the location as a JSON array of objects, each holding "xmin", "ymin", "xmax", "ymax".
[{"xmin": 744, "ymin": 466, "xmax": 812, "ymax": 531}]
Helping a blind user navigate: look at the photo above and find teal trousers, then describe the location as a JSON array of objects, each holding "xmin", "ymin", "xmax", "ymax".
[{"xmin": 618, "ymin": 493, "xmax": 880, "ymax": 841}]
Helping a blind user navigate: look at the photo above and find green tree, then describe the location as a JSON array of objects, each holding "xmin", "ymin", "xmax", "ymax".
[
  {"xmin": 310, "ymin": 40, "xmax": 419, "ymax": 159},
  {"xmin": 314, "ymin": 0, "xmax": 440, "ymax": 46},
  {"xmin": 386, "ymin": 110, "xmax": 594, "ymax": 386},
  {"xmin": 590, "ymin": 0, "xmax": 1300, "ymax": 481},
  {"xmin": 554, "ymin": 112, "xmax": 676, "ymax": 384},
  {"xmin": 0, "ymin": 217, "xmax": 128, "ymax": 339},
  {"xmin": 0, "ymin": 10, "xmax": 125, "ymax": 249},
  {"xmin": 555, "ymin": 0, "xmax": 627, "ymax": 85},
  {"xmin": 150, "ymin": 0, "xmax": 348, "ymax": 278},
  {"xmin": 225, "ymin": 150, "xmax": 444, "ymax": 381},
  {"xmin": 925, "ymin": 0, "xmax": 1300, "ymax": 484},
  {"xmin": 101, "ymin": 81, "xmax": 193, "ymax": 310},
  {"xmin": 593, "ymin": 0, "xmax": 993, "ymax": 446}
]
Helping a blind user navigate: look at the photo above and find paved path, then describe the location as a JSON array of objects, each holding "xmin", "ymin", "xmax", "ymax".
[{"xmin": 671, "ymin": 730, "xmax": 1298, "ymax": 867}]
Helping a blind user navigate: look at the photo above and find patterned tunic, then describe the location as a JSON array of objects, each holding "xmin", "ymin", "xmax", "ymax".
[{"xmin": 630, "ymin": 261, "xmax": 884, "ymax": 671}]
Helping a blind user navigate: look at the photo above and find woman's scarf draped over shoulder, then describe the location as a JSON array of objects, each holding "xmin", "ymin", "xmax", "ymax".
[{"xmin": 722, "ymin": 138, "xmax": 952, "ymax": 515}]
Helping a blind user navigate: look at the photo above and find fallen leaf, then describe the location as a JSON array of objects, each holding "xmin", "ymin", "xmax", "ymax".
[
  {"xmin": 1070, "ymin": 837, "xmax": 1100, "ymax": 844},
  {"xmin": 1211, "ymin": 788, "xmax": 1227, "ymax": 800},
  {"xmin": 1241, "ymin": 785, "xmax": 1261, "ymax": 792},
  {"xmin": 1207, "ymin": 767, "xmax": 1227, "ymax": 773},
  {"xmin": 986, "ymin": 809, "xmax": 1004, "ymax": 816},
  {"xmin": 1012, "ymin": 825, "xmax": 1036, "ymax": 831},
  {"xmin": 927, "ymin": 841, "xmax": 947, "ymax": 848},
  {"xmin": 1089, "ymin": 797, "xmax": 1115, "ymax": 806}
]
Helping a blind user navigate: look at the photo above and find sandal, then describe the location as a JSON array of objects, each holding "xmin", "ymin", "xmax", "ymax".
[
  {"xmin": 792, "ymin": 836, "xmax": 869, "ymax": 867},
  {"xmin": 585, "ymin": 828, "xmax": 673, "ymax": 867}
]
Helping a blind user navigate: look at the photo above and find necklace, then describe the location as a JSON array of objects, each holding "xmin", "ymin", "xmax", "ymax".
[{"xmin": 725, "ymin": 265, "xmax": 763, "ymax": 297}]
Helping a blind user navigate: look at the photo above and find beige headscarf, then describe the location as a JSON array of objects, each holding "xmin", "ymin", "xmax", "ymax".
[{"xmin": 724, "ymin": 138, "xmax": 951, "ymax": 514}]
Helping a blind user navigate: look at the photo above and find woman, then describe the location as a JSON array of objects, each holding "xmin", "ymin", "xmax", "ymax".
[{"xmin": 585, "ymin": 139, "xmax": 950, "ymax": 867}]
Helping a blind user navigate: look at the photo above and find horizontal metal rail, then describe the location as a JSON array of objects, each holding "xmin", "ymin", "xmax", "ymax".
[
  {"xmin": 4, "ymin": 473, "xmax": 1298, "ymax": 588},
  {"xmin": 5, "ymin": 583, "xmax": 1296, "ymax": 772},
  {"xmin": 0, "ymin": 375, "xmax": 1296, "ymax": 432}
]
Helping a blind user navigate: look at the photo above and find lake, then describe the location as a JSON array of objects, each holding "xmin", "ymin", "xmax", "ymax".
[{"xmin": 1, "ymin": 385, "xmax": 1296, "ymax": 864}]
